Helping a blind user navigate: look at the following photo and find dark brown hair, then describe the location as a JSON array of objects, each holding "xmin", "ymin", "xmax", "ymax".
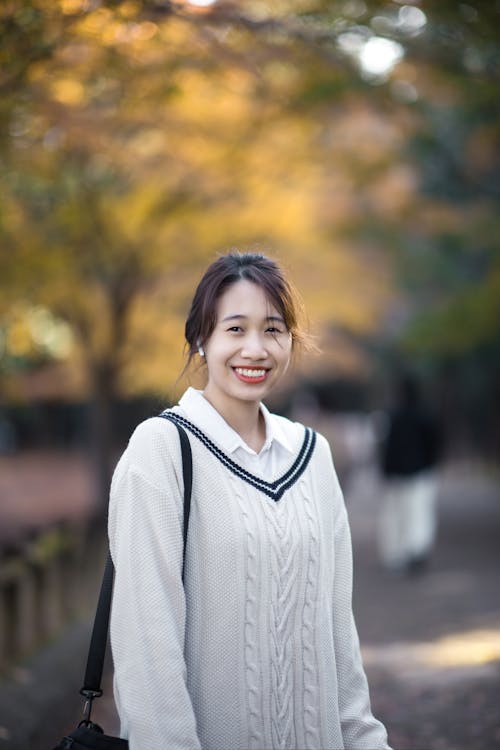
[{"xmin": 184, "ymin": 251, "xmax": 308, "ymax": 370}]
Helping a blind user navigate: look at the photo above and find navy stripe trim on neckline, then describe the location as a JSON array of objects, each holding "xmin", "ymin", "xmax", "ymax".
[{"xmin": 157, "ymin": 411, "xmax": 316, "ymax": 502}]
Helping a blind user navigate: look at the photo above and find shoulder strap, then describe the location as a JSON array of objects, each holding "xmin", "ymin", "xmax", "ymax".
[
  {"xmin": 80, "ymin": 420, "xmax": 192, "ymax": 699},
  {"xmin": 176, "ymin": 420, "xmax": 192, "ymax": 575}
]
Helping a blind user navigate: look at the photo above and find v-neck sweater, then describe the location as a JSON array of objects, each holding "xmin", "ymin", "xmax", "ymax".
[
  {"xmin": 108, "ymin": 403, "xmax": 391, "ymax": 750},
  {"xmin": 176, "ymin": 388, "xmax": 299, "ymax": 469}
]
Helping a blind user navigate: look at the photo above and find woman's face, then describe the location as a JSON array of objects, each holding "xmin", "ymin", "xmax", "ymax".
[{"xmin": 203, "ymin": 279, "xmax": 292, "ymax": 413}]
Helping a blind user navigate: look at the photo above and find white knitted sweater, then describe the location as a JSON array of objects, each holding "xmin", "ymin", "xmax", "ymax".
[{"xmin": 108, "ymin": 405, "xmax": 391, "ymax": 750}]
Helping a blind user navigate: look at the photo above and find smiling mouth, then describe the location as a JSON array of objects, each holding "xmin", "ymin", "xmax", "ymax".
[{"xmin": 232, "ymin": 367, "xmax": 270, "ymax": 384}]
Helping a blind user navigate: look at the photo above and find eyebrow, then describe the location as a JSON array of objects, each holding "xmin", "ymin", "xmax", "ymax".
[{"xmin": 221, "ymin": 314, "xmax": 285, "ymax": 323}]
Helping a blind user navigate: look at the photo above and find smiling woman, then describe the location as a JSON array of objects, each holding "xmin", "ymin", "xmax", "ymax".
[
  {"xmin": 198, "ymin": 279, "xmax": 293, "ymax": 451},
  {"xmin": 108, "ymin": 251, "xmax": 392, "ymax": 750},
  {"xmin": 184, "ymin": 252, "xmax": 307, "ymax": 363}
]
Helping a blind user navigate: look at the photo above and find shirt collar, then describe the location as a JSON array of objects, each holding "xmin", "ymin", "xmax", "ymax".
[{"xmin": 177, "ymin": 387, "xmax": 294, "ymax": 456}]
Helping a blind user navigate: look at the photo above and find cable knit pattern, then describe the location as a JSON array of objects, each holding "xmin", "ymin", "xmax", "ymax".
[
  {"xmin": 300, "ymin": 477, "xmax": 322, "ymax": 750},
  {"xmin": 233, "ymin": 477, "xmax": 264, "ymax": 750},
  {"xmin": 262, "ymin": 498, "xmax": 298, "ymax": 750},
  {"xmin": 108, "ymin": 406, "xmax": 392, "ymax": 750}
]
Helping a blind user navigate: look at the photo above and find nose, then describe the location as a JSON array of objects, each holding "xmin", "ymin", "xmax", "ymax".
[{"xmin": 240, "ymin": 332, "xmax": 268, "ymax": 360}]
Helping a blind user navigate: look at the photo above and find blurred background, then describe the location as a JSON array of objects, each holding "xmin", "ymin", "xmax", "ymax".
[{"xmin": 0, "ymin": 1, "xmax": 499, "ymax": 748}]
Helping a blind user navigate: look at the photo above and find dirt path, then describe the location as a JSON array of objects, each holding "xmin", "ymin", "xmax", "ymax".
[{"xmin": 347, "ymin": 462, "xmax": 500, "ymax": 750}]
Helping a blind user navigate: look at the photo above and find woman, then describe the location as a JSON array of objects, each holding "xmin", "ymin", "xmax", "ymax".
[{"xmin": 109, "ymin": 252, "xmax": 391, "ymax": 750}]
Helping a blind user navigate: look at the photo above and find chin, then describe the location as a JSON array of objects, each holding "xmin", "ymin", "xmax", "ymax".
[{"xmin": 232, "ymin": 383, "xmax": 272, "ymax": 401}]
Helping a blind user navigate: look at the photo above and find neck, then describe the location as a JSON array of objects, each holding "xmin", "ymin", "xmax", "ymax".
[{"xmin": 202, "ymin": 391, "xmax": 266, "ymax": 453}]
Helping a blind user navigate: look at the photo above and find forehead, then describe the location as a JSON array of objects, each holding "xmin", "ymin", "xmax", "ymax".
[{"xmin": 216, "ymin": 279, "xmax": 282, "ymax": 319}]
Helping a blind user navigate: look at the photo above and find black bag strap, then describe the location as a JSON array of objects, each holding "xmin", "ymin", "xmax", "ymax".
[{"xmin": 80, "ymin": 419, "xmax": 192, "ymax": 700}]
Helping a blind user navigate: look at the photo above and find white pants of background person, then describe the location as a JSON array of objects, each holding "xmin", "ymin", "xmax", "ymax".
[{"xmin": 378, "ymin": 470, "xmax": 438, "ymax": 571}]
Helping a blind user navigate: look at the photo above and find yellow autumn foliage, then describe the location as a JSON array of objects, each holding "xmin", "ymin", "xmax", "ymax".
[{"xmin": 1, "ymin": 0, "xmax": 411, "ymax": 400}]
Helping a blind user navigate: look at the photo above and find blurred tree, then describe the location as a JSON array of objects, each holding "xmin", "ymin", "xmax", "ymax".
[
  {"xmin": 1, "ymin": 0, "xmax": 499, "ymax": 499},
  {"xmin": 357, "ymin": 2, "xmax": 500, "ymax": 453},
  {"xmin": 0, "ymin": 0, "xmax": 392, "ymax": 500}
]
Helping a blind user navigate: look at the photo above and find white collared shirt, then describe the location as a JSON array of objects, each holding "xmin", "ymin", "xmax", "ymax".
[{"xmin": 175, "ymin": 387, "xmax": 303, "ymax": 480}]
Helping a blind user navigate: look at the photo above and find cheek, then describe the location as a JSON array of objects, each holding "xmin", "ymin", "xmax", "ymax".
[
  {"xmin": 278, "ymin": 341, "xmax": 292, "ymax": 369},
  {"xmin": 204, "ymin": 338, "xmax": 233, "ymax": 367}
]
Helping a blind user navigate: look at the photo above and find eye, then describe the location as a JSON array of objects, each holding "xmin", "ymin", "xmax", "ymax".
[
  {"xmin": 266, "ymin": 326, "xmax": 284, "ymax": 334},
  {"xmin": 227, "ymin": 325, "xmax": 243, "ymax": 333}
]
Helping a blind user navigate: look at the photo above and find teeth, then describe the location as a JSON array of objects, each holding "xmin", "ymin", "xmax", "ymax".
[{"xmin": 235, "ymin": 368, "xmax": 267, "ymax": 377}]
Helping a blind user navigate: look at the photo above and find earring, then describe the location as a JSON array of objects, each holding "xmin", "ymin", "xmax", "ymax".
[{"xmin": 198, "ymin": 344, "xmax": 205, "ymax": 357}]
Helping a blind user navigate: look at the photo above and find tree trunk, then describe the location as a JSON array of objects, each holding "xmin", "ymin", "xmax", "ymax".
[{"xmin": 89, "ymin": 362, "xmax": 117, "ymax": 513}]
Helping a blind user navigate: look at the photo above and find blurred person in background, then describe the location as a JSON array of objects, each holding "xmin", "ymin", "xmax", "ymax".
[
  {"xmin": 108, "ymin": 252, "xmax": 391, "ymax": 750},
  {"xmin": 378, "ymin": 373, "xmax": 442, "ymax": 575}
]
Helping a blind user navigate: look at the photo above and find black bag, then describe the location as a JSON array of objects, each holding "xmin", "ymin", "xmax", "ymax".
[
  {"xmin": 53, "ymin": 723, "xmax": 128, "ymax": 749},
  {"xmin": 52, "ymin": 419, "xmax": 192, "ymax": 750}
]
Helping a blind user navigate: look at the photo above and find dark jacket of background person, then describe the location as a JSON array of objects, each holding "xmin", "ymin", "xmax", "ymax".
[{"xmin": 381, "ymin": 376, "xmax": 441, "ymax": 478}]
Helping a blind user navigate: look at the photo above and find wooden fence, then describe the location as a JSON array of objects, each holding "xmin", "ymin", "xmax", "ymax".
[{"xmin": 0, "ymin": 520, "xmax": 107, "ymax": 674}]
